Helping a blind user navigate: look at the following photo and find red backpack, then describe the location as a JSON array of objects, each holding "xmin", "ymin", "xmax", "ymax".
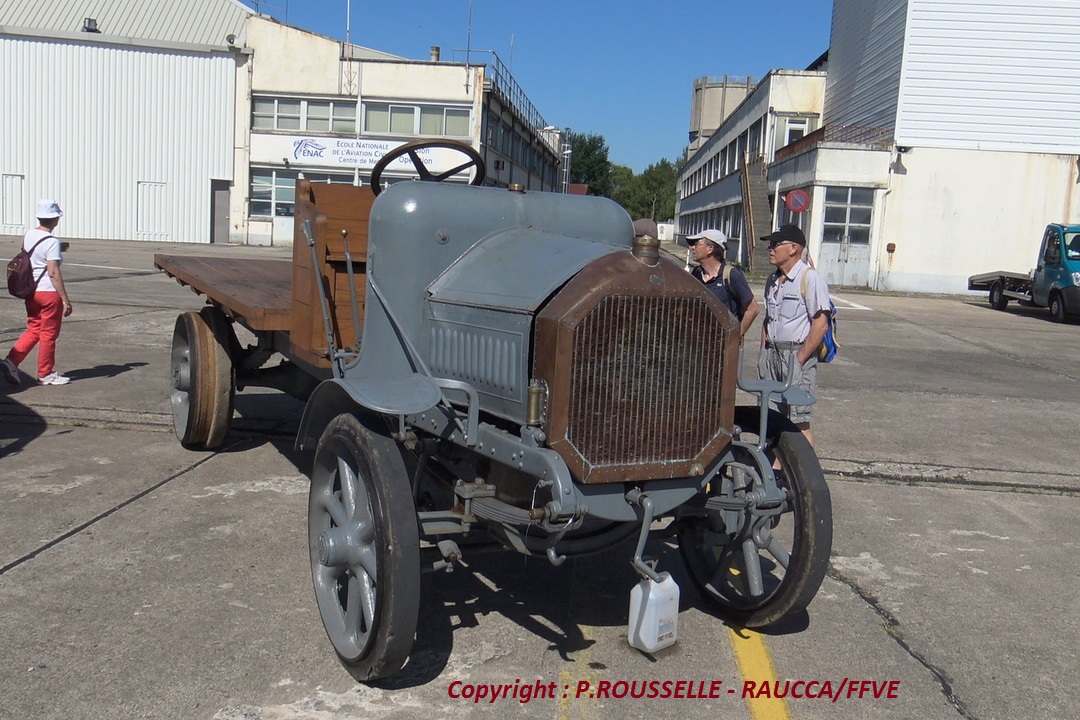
[{"xmin": 6, "ymin": 236, "xmax": 51, "ymax": 299}]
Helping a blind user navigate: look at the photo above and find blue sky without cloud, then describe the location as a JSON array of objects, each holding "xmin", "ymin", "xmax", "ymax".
[{"xmin": 241, "ymin": 1, "xmax": 834, "ymax": 173}]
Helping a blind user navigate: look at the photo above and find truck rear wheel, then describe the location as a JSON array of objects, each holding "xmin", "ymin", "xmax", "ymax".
[
  {"xmin": 309, "ymin": 413, "xmax": 420, "ymax": 681},
  {"xmin": 989, "ymin": 281, "xmax": 1008, "ymax": 311},
  {"xmin": 678, "ymin": 407, "xmax": 832, "ymax": 628},
  {"xmin": 170, "ymin": 309, "xmax": 235, "ymax": 449},
  {"xmin": 1049, "ymin": 292, "xmax": 1066, "ymax": 322}
]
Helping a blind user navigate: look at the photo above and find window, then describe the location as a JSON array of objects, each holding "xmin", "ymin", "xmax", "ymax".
[
  {"xmin": 1065, "ymin": 232, "xmax": 1080, "ymax": 261},
  {"xmin": 249, "ymin": 168, "xmax": 354, "ymax": 218},
  {"xmin": 251, "ymin": 97, "xmax": 356, "ymax": 134},
  {"xmin": 786, "ymin": 118, "xmax": 809, "ymax": 146},
  {"xmin": 363, "ymin": 102, "xmax": 472, "ymax": 137},
  {"xmin": 823, "ymin": 186, "xmax": 874, "ymax": 245},
  {"xmin": 1043, "ymin": 230, "xmax": 1062, "ymax": 265}
]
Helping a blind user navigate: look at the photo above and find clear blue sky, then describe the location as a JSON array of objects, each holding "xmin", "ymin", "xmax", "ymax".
[{"xmin": 240, "ymin": 1, "xmax": 833, "ymax": 173}]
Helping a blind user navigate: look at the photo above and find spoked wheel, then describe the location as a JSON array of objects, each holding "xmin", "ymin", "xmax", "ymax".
[
  {"xmin": 677, "ymin": 406, "xmax": 832, "ymax": 627},
  {"xmin": 369, "ymin": 139, "xmax": 485, "ymax": 196},
  {"xmin": 170, "ymin": 308, "xmax": 235, "ymax": 449},
  {"xmin": 309, "ymin": 413, "xmax": 420, "ymax": 681},
  {"xmin": 989, "ymin": 281, "xmax": 1008, "ymax": 311}
]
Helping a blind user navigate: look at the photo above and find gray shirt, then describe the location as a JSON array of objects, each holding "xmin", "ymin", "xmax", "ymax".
[{"xmin": 763, "ymin": 260, "xmax": 830, "ymax": 344}]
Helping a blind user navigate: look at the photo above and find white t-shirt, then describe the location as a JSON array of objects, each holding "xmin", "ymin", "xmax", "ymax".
[{"xmin": 22, "ymin": 228, "xmax": 61, "ymax": 293}]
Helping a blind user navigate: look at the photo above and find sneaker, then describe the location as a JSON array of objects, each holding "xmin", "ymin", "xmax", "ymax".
[
  {"xmin": 38, "ymin": 372, "xmax": 71, "ymax": 386},
  {"xmin": 1, "ymin": 358, "xmax": 18, "ymax": 385}
]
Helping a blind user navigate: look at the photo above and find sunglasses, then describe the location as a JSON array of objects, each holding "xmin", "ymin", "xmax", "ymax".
[{"xmin": 768, "ymin": 240, "xmax": 797, "ymax": 250}]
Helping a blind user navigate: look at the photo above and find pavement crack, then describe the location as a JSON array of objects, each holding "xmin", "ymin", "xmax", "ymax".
[
  {"xmin": 0, "ymin": 453, "xmax": 224, "ymax": 577},
  {"xmin": 827, "ymin": 567, "xmax": 978, "ymax": 720},
  {"xmin": 827, "ymin": 472, "xmax": 1080, "ymax": 497}
]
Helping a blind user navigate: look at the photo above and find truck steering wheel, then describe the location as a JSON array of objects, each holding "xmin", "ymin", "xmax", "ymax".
[{"xmin": 369, "ymin": 139, "xmax": 486, "ymax": 196}]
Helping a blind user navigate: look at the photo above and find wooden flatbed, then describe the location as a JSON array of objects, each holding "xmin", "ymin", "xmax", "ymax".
[
  {"xmin": 154, "ymin": 181, "xmax": 375, "ymax": 376},
  {"xmin": 153, "ymin": 255, "xmax": 293, "ymax": 332}
]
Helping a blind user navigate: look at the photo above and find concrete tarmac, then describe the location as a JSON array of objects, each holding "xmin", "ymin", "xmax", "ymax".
[{"xmin": 1, "ymin": 238, "xmax": 1077, "ymax": 720}]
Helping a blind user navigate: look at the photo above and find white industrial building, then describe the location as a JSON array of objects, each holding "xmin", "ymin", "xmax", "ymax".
[
  {"xmin": 1, "ymin": 1, "xmax": 563, "ymax": 245},
  {"xmin": 677, "ymin": 0, "xmax": 1080, "ymax": 293}
]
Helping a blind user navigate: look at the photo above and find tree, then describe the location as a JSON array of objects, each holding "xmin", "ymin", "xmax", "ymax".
[
  {"xmin": 568, "ymin": 132, "xmax": 614, "ymax": 197},
  {"xmin": 637, "ymin": 159, "xmax": 679, "ymax": 222},
  {"xmin": 609, "ymin": 159, "xmax": 679, "ymax": 222},
  {"xmin": 609, "ymin": 164, "xmax": 635, "ymax": 207}
]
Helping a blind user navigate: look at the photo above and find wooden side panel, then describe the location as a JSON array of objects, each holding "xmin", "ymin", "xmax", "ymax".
[{"xmin": 290, "ymin": 181, "xmax": 374, "ymax": 368}]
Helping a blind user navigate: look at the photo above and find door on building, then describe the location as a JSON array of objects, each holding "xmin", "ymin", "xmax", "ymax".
[
  {"xmin": 818, "ymin": 186, "xmax": 873, "ymax": 286},
  {"xmin": 271, "ymin": 171, "xmax": 297, "ymax": 245},
  {"xmin": 137, "ymin": 181, "xmax": 170, "ymax": 242},
  {"xmin": 210, "ymin": 180, "xmax": 230, "ymax": 244},
  {"xmin": 2, "ymin": 174, "xmax": 25, "ymax": 232}
]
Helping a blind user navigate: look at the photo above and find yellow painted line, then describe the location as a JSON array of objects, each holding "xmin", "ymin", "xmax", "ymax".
[
  {"xmin": 556, "ymin": 625, "xmax": 598, "ymax": 720},
  {"xmin": 727, "ymin": 626, "xmax": 792, "ymax": 720}
]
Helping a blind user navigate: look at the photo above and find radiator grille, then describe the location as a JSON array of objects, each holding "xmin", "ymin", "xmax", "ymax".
[{"xmin": 567, "ymin": 295, "xmax": 727, "ymax": 467}]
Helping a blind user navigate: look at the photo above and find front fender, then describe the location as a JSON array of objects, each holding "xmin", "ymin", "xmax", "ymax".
[{"xmin": 295, "ymin": 374, "xmax": 442, "ymax": 453}]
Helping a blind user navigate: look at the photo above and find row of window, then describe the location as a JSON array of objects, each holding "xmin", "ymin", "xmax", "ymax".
[
  {"xmin": 248, "ymin": 166, "xmax": 480, "ymax": 218},
  {"xmin": 679, "ymin": 186, "xmax": 875, "ymax": 257},
  {"xmin": 484, "ymin": 111, "xmax": 557, "ymax": 185},
  {"xmin": 681, "ymin": 117, "xmax": 815, "ymax": 198},
  {"xmin": 252, "ymin": 96, "xmax": 471, "ymax": 138},
  {"xmin": 250, "ymin": 169, "xmax": 356, "ymax": 218}
]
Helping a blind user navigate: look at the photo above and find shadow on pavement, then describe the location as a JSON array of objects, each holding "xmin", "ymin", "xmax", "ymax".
[
  {"xmin": 0, "ymin": 394, "xmax": 46, "ymax": 459},
  {"xmin": 64, "ymin": 362, "xmax": 148, "ymax": 380}
]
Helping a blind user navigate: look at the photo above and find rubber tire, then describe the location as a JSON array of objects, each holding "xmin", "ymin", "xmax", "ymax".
[
  {"xmin": 198, "ymin": 307, "xmax": 236, "ymax": 448},
  {"xmin": 170, "ymin": 310, "xmax": 234, "ymax": 449},
  {"xmin": 678, "ymin": 406, "xmax": 833, "ymax": 628},
  {"xmin": 309, "ymin": 413, "xmax": 420, "ymax": 682},
  {"xmin": 1049, "ymin": 292, "xmax": 1066, "ymax": 323},
  {"xmin": 989, "ymin": 281, "xmax": 1008, "ymax": 311}
]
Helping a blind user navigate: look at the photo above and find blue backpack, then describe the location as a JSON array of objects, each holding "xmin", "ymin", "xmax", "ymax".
[{"xmin": 801, "ymin": 271, "xmax": 839, "ymax": 362}]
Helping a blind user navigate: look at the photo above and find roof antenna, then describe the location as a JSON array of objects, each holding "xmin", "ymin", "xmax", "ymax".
[{"xmin": 464, "ymin": 0, "xmax": 474, "ymax": 92}]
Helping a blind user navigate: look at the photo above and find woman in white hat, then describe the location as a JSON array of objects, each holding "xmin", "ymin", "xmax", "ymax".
[{"xmin": 2, "ymin": 199, "xmax": 73, "ymax": 385}]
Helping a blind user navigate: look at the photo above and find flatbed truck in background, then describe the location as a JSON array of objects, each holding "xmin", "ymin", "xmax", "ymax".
[{"xmin": 968, "ymin": 223, "xmax": 1080, "ymax": 322}]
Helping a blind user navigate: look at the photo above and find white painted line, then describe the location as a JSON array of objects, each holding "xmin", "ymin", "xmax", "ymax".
[
  {"xmin": 832, "ymin": 294, "xmax": 872, "ymax": 310},
  {"xmin": 67, "ymin": 263, "xmax": 152, "ymax": 272}
]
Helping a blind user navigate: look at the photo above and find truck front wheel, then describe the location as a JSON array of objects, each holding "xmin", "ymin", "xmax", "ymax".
[
  {"xmin": 989, "ymin": 281, "xmax": 1008, "ymax": 311},
  {"xmin": 308, "ymin": 413, "xmax": 420, "ymax": 681},
  {"xmin": 1049, "ymin": 292, "xmax": 1066, "ymax": 322},
  {"xmin": 677, "ymin": 407, "xmax": 832, "ymax": 628}
]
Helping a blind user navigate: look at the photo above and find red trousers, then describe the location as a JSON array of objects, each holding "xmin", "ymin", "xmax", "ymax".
[{"xmin": 9, "ymin": 292, "xmax": 64, "ymax": 378}]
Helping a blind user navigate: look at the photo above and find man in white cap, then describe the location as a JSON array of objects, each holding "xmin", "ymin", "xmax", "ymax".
[
  {"xmin": 2, "ymin": 199, "xmax": 74, "ymax": 385},
  {"xmin": 686, "ymin": 229, "xmax": 759, "ymax": 339}
]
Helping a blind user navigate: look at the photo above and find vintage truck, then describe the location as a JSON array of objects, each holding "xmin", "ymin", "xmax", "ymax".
[
  {"xmin": 968, "ymin": 223, "xmax": 1080, "ymax": 322},
  {"xmin": 155, "ymin": 140, "xmax": 832, "ymax": 681}
]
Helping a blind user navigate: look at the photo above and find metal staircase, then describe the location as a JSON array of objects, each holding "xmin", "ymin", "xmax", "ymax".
[{"xmin": 740, "ymin": 152, "xmax": 774, "ymax": 272}]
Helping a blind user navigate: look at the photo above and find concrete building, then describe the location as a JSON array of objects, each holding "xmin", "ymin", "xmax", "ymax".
[
  {"xmin": 677, "ymin": 0, "xmax": 1080, "ymax": 292},
  {"xmin": 1, "ymin": 1, "xmax": 562, "ymax": 245},
  {"xmin": 686, "ymin": 76, "xmax": 757, "ymax": 154},
  {"xmin": 676, "ymin": 70, "xmax": 828, "ymax": 267}
]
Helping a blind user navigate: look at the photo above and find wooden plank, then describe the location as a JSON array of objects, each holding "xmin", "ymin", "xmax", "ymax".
[
  {"xmin": 291, "ymin": 181, "xmax": 375, "ymax": 368},
  {"xmin": 154, "ymin": 254, "xmax": 292, "ymax": 331}
]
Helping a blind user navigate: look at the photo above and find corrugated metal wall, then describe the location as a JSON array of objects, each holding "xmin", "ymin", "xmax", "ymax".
[
  {"xmin": 0, "ymin": 0, "xmax": 250, "ymax": 47},
  {"xmin": 897, "ymin": 0, "xmax": 1080, "ymax": 153},
  {"xmin": 0, "ymin": 36, "xmax": 235, "ymax": 241},
  {"xmin": 823, "ymin": 0, "xmax": 908, "ymax": 129}
]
